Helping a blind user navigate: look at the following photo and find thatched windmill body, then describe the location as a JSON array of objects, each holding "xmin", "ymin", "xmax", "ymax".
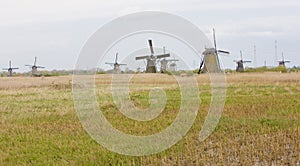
[
  {"xmin": 159, "ymin": 48, "xmax": 179, "ymax": 73},
  {"xmin": 2, "ymin": 60, "xmax": 18, "ymax": 77},
  {"xmin": 278, "ymin": 52, "xmax": 290, "ymax": 67},
  {"xmin": 136, "ymin": 40, "xmax": 170, "ymax": 73},
  {"xmin": 234, "ymin": 51, "xmax": 252, "ymax": 72},
  {"xmin": 198, "ymin": 29, "xmax": 230, "ymax": 74},
  {"xmin": 159, "ymin": 58, "xmax": 179, "ymax": 73},
  {"xmin": 105, "ymin": 53, "xmax": 127, "ymax": 73},
  {"xmin": 25, "ymin": 57, "xmax": 45, "ymax": 76}
]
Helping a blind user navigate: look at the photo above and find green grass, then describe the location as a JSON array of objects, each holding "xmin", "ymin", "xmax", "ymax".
[{"xmin": 0, "ymin": 74, "xmax": 299, "ymax": 165}]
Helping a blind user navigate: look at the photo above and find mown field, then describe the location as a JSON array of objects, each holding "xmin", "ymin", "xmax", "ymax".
[{"xmin": 0, "ymin": 73, "xmax": 299, "ymax": 165}]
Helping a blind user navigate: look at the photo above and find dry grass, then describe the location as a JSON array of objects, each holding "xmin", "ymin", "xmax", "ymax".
[
  {"xmin": 0, "ymin": 73, "xmax": 299, "ymax": 165},
  {"xmin": 0, "ymin": 76, "xmax": 72, "ymax": 89}
]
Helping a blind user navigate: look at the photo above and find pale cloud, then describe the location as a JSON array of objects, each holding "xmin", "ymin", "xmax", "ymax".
[
  {"xmin": 1, "ymin": 0, "xmax": 300, "ymax": 25},
  {"xmin": 213, "ymin": 15, "xmax": 300, "ymax": 38},
  {"xmin": 0, "ymin": 0, "xmax": 299, "ymax": 70}
]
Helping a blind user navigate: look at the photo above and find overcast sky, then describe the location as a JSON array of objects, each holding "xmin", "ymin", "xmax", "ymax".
[{"xmin": 1, "ymin": 0, "xmax": 300, "ymax": 71}]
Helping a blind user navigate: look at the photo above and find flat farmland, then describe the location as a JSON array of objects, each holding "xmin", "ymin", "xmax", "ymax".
[{"xmin": 0, "ymin": 73, "xmax": 299, "ymax": 165}]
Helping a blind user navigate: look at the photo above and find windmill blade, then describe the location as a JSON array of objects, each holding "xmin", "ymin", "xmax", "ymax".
[
  {"xmin": 115, "ymin": 53, "xmax": 118, "ymax": 64},
  {"xmin": 136, "ymin": 55, "xmax": 150, "ymax": 60},
  {"xmin": 9, "ymin": 61, "xmax": 11, "ymax": 68},
  {"xmin": 148, "ymin": 40, "xmax": 154, "ymax": 55},
  {"xmin": 212, "ymin": 29, "xmax": 221, "ymax": 70},
  {"xmin": 243, "ymin": 61, "xmax": 252, "ymax": 63},
  {"xmin": 281, "ymin": 52, "xmax": 285, "ymax": 61},
  {"xmin": 280, "ymin": 54, "xmax": 291, "ymax": 63},
  {"xmin": 217, "ymin": 50, "xmax": 230, "ymax": 54},
  {"xmin": 36, "ymin": 66, "xmax": 45, "ymax": 68},
  {"xmin": 34, "ymin": 57, "xmax": 37, "ymax": 66},
  {"xmin": 119, "ymin": 64, "xmax": 127, "ymax": 66},
  {"xmin": 198, "ymin": 59, "xmax": 204, "ymax": 74},
  {"xmin": 105, "ymin": 62, "xmax": 115, "ymax": 65},
  {"xmin": 240, "ymin": 50, "xmax": 243, "ymax": 60},
  {"xmin": 25, "ymin": 64, "xmax": 33, "ymax": 67},
  {"xmin": 213, "ymin": 28, "xmax": 217, "ymax": 51},
  {"xmin": 156, "ymin": 53, "xmax": 170, "ymax": 59},
  {"xmin": 167, "ymin": 59, "xmax": 179, "ymax": 62},
  {"xmin": 11, "ymin": 68, "xmax": 19, "ymax": 70},
  {"xmin": 2, "ymin": 68, "xmax": 9, "ymax": 70}
]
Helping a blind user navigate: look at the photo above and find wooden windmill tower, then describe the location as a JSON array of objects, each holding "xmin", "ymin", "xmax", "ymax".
[
  {"xmin": 25, "ymin": 57, "xmax": 45, "ymax": 76},
  {"xmin": 135, "ymin": 40, "xmax": 170, "ymax": 73},
  {"xmin": 105, "ymin": 53, "xmax": 127, "ymax": 73},
  {"xmin": 278, "ymin": 52, "xmax": 290, "ymax": 67},
  {"xmin": 234, "ymin": 51, "xmax": 252, "ymax": 72},
  {"xmin": 2, "ymin": 60, "xmax": 19, "ymax": 77},
  {"xmin": 198, "ymin": 29, "xmax": 230, "ymax": 74}
]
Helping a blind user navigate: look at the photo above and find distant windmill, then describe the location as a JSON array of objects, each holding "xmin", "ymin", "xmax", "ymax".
[
  {"xmin": 166, "ymin": 56, "xmax": 179, "ymax": 72},
  {"xmin": 159, "ymin": 47, "xmax": 179, "ymax": 73},
  {"xmin": 105, "ymin": 53, "xmax": 127, "ymax": 73},
  {"xmin": 160, "ymin": 58, "xmax": 179, "ymax": 73},
  {"xmin": 169, "ymin": 62, "xmax": 177, "ymax": 72},
  {"xmin": 278, "ymin": 52, "xmax": 290, "ymax": 67},
  {"xmin": 136, "ymin": 40, "xmax": 170, "ymax": 73},
  {"xmin": 160, "ymin": 59, "xmax": 168, "ymax": 73},
  {"xmin": 2, "ymin": 60, "xmax": 18, "ymax": 77},
  {"xmin": 234, "ymin": 51, "xmax": 252, "ymax": 72},
  {"xmin": 198, "ymin": 29, "xmax": 230, "ymax": 74},
  {"xmin": 25, "ymin": 57, "xmax": 45, "ymax": 76}
]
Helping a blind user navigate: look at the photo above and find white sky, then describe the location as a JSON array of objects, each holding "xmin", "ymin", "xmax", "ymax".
[{"xmin": 1, "ymin": 0, "xmax": 300, "ymax": 71}]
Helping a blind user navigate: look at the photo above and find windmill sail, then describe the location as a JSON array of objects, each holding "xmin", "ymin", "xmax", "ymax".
[
  {"xmin": 235, "ymin": 51, "xmax": 252, "ymax": 72},
  {"xmin": 105, "ymin": 52, "xmax": 127, "ymax": 73},
  {"xmin": 201, "ymin": 29, "xmax": 230, "ymax": 74},
  {"xmin": 135, "ymin": 40, "xmax": 170, "ymax": 73},
  {"xmin": 3, "ymin": 60, "xmax": 19, "ymax": 77},
  {"xmin": 25, "ymin": 57, "xmax": 45, "ymax": 76}
]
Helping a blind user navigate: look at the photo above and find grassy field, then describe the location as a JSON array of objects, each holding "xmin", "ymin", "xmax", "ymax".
[{"xmin": 0, "ymin": 73, "xmax": 299, "ymax": 165}]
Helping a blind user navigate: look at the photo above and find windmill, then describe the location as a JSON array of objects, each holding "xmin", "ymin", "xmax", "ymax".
[
  {"xmin": 166, "ymin": 56, "xmax": 179, "ymax": 72},
  {"xmin": 2, "ymin": 60, "xmax": 19, "ymax": 77},
  {"xmin": 198, "ymin": 29, "xmax": 230, "ymax": 74},
  {"xmin": 105, "ymin": 53, "xmax": 127, "ymax": 73},
  {"xmin": 136, "ymin": 40, "xmax": 170, "ymax": 73},
  {"xmin": 159, "ymin": 47, "xmax": 179, "ymax": 73},
  {"xmin": 234, "ymin": 51, "xmax": 252, "ymax": 72},
  {"xmin": 278, "ymin": 52, "xmax": 290, "ymax": 67},
  {"xmin": 25, "ymin": 57, "xmax": 45, "ymax": 76},
  {"xmin": 159, "ymin": 58, "xmax": 168, "ymax": 73},
  {"xmin": 168, "ymin": 62, "xmax": 178, "ymax": 72},
  {"xmin": 160, "ymin": 58, "xmax": 179, "ymax": 73}
]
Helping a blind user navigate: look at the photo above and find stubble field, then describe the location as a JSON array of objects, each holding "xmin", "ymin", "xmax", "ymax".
[{"xmin": 0, "ymin": 73, "xmax": 299, "ymax": 165}]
